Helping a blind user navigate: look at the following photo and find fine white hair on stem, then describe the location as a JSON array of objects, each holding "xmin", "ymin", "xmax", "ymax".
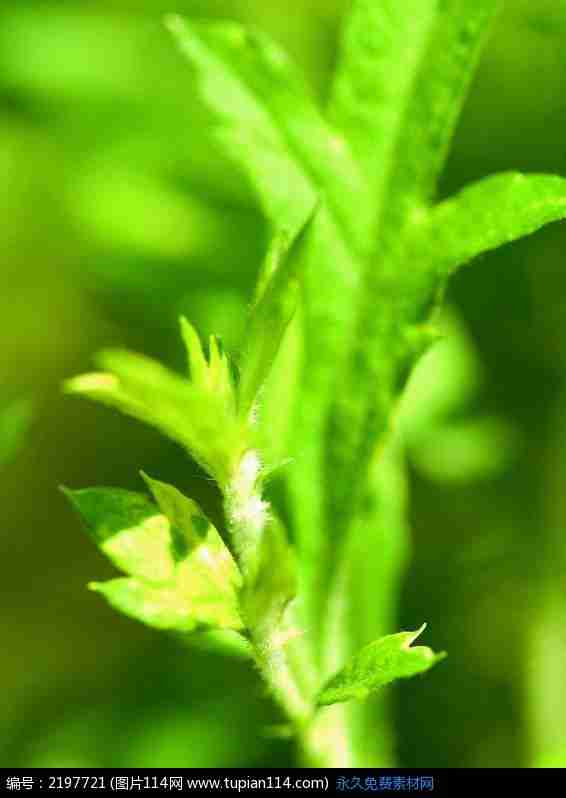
[
  {"xmin": 234, "ymin": 450, "xmax": 262, "ymax": 498},
  {"xmin": 226, "ymin": 449, "xmax": 269, "ymax": 572}
]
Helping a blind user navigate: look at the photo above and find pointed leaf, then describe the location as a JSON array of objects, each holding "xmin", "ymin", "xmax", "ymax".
[
  {"xmin": 141, "ymin": 472, "xmax": 233, "ymax": 562},
  {"xmin": 166, "ymin": 14, "xmax": 316, "ymax": 238},
  {"xmin": 415, "ymin": 172, "xmax": 566, "ymax": 277},
  {"xmin": 242, "ymin": 515, "xmax": 297, "ymax": 630},
  {"xmin": 180, "ymin": 316, "xmax": 209, "ymax": 388},
  {"xmin": 329, "ymin": 0, "xmax": 498, "ymax": 207},
  {"xmin": 179, "ymin": 318, "xmax": 237, "ymax": 414},
  {"xmin": 207, "ymin": 334, "xmax": 236, "ymax": 413},
  {"xmin": 391, "ymin": 0, "xmax": 499, "ymax": 203},
  {"xmin": 67, "ymin": 483, "xmax": 243, "ymax": 633},
  {"xmin": 253, "ymin": 229, "xmax": 291, "ymax": 305},
  {"xmin": 64, "ymin": 487, "xmax": 175, "ymax": 582},
  {"xmin": 65, "ymin": 349, "xmax": 247, "ymax": 486},
  {"xmin": 239, "ymin": 207, "xmax": 317, "ymax": 415},
  {"xmin": 90, "ymin": 519, "xmax": 243, "ymax": 632},
  {"xmin": 180, "ymin": 19, "xmax": 370, "ymax": 248},
  {"xmin": 328, "ymin": 0, "xmax": 437, "ymax": 206},
  {"xmin": 256, "ymin": 313, "xmax": 303, "ymax": 469},
  {"xmin": 317, "ymin": 626, "xmax": 445, "ymax": 706}
]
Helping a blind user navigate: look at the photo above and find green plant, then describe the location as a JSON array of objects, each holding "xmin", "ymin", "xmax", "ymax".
[{"xmin": 65, "ymin": 0, "xmax": 566, "ymax": 767}]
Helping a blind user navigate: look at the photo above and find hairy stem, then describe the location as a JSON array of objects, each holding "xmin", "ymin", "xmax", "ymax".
[{"xmin": 224, "ymin": 449, "xmax": 314, "ymax": 730}]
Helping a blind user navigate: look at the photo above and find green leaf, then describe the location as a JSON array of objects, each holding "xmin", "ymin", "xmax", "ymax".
[
  {"xmin": 328, "ymin": 0, "xmax": 437, "ymax": 210},
  {"xmin": 238, "ymin": 207, "xmax": 317, "ymax": 416},
  {"xmin": 166, "ymin": 14, "xmax": 316, "ymax": 238},
  {"xmin": 179, "ymin": 316, "xmax": 210, "ymax": 389},
  {"xmin": 65, "ymin": 343, "xmax": 247, "ymax": 486},
  {"xmin": 140, "ymin": 472, "xmax": 222, "ymax": 558},
  {"xmin": 389, "ymin": 0, "xmax": 499, "ymax": 205},
  {"xmin": 0, "ymin": 398, "xmax": 32, "ymax": 466},
  {"xmin": 328, "ymin": 0, "xmax": 498, "ymax": 211},
  {"xmin": 179, "ymin": 317, "xmax": 236, "ymax": 418},
  {"xmin": 63, "ymin": 487, "xmax": 175, "ymax": 582},
  {"xmin": 317, "ymin": 626, "xmax": 445, "ymax": 707},
  {"xmin": 415, "ymin": 172, "xmax": 566, "ymax": 277},
  {"xmin": 256, "ymin": 313, "xmax": 303, "ymax": 469},
  {"xmin": 242, "ymin": 514, "xmax": 297, "ymax": 630},
  {"xmin": 65, "ymin": 484, "xmax": 243, "ymax": 633},
  {"xmin": 167, "ymin": 15, "xmax": 371, "ymax": 240}
]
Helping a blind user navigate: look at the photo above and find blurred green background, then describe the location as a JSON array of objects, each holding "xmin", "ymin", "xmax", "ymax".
[{"xmin": 2, "ymin": 0, "xmax": 566, "ymax": 768}]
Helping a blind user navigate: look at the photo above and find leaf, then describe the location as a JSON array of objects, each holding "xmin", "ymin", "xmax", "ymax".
[
  {"xmin": 389, "ymin": 0, "xmax": 499, "ymax": 204},
  {"xmin": 65, "ymin": 342, "xmax": 247, "ymax": 487},
  {"xmin": 179, "ymin": 316, "xmax": 210, "ymax": 389},
  {"xmin": 140, "ymin": 472, "xmax": 219, "ymax": 558},
  {"xmin": 256, "ymin": 313, "xmax": 303, "ymax": 469},
  {"xmin": 179, "ymin": 317, "xmax": 236, "ymax": 417},
  {"xmin": 167, "ymin": 15, "xmax": 371, "ymax": 240},
  {"xmin": 317, "ymin": 626, "xmax": 445, "ymax": 707},
  {"xmin": 238, "ymin": 207, "xmax": 317, "ymax": 416},
  {"xmin": 63, "ymin": 487, "xmax": 175, "ymax": 582},
  {"xmin": 65, "ymin": 484, "xmax": 243, "ymax": 633},
  {"xmin": 414, "ymin": 171, "xmax": 566, "ymax": 277},
  {"xmin": 242, "ymin": 514, "xmax": 297, "ymax": 630},
  {"xmin": 166, "ymin": 14, "xmax": 316, "ymax": 239},
  {"xmin": 0, "ymin": 398, "xmax": 32, "ymax": 466},
  {"xmin": 89, "ymin": 570, "xmax": 241, "ymax": 633},
  {"xmin": 328, "ymin": 0, "xmax": 498, "ymax": 211},
  {"xmin": 328, "ymin": 0, "xmax": 437, "ymax": 209},
  {"xmin": 141, "ymin": 473, "xmax": 202, "ymax": 533}
]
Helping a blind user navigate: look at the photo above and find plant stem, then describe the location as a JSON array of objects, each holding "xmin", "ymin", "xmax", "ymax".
[
  {"xmin": 299, "ymin": 704, "xmax": 358, "ymax": 767},
  {"xmin": 224, "ymin": 449, "xmax": 315, "ymax": 730},
  {"xmin": 225, "ymin": 448, "xmax": 400, "ymax": 767}
]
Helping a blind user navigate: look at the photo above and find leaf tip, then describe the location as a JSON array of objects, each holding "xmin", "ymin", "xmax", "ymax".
[
  {"xmin": 64, "ymin": 372, "xmax": 119, "ymax": 396},
  {"xmin": 404, "ymin": 624, "xmax": 447, "ymax": 667},
  {"xmin": 138, "ymin": 469, "xmax": 151, "ymax": 486},
  {"xmin": 59, "ymin": 484, "xmax": 81, "ymax": 512},
  {"xmin": 404, "ymin": 623, "xmax": 427, "ymax": 648}
]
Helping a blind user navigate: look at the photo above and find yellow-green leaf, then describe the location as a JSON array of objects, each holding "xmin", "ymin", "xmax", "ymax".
[{"xmin": 65, "ymin": 485, "xmax": 243, "ymax": 633}]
